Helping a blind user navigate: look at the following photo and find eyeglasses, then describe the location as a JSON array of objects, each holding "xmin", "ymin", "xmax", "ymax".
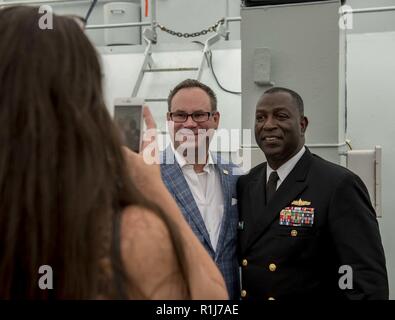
[{"xmin": 168, "ymin": 111, "xmax": 215, "ymax": 123}]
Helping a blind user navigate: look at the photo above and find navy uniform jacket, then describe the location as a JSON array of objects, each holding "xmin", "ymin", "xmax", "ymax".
[{"xmin": 237, "ymin": 148, "xmax": 388, "ymax": 300}]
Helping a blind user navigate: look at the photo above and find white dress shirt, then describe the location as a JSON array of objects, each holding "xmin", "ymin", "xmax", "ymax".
[
  {"xmin": 173, "ymin": 148, "xmax": 224, "ymax": 252},
  {"xmin": 266, "ymin": 146, "xmax": 306, "ymax": 190}
]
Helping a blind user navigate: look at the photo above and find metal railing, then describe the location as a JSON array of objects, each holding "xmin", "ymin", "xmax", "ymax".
[
  {"xmin": 339, "ymin": 5, "xmax": 395, "ymax": 17},
  {"xmin": 1, "ymin": 0, "xmax": 242, "ymax": 32},
  {"xmin": 86, "ymin": 21, "xmax": 151, "ymax": 30},
  {"xmin": 1, "ymin": 0, "xmax": 158, "ymax": 35},
  {"xmin": 351, "ymin": 6, "xmax": 395, "ymax": 14}
]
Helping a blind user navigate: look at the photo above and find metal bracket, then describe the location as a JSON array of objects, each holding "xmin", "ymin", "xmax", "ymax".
[
  {"xmin": 131, "ymin": 29, "xmax": 154, "ymax": 97},
  {"xmin": 196, "ymin": 22, "xmax": 227, "ymax": 81},
  {"xmin": 346, "ymin": 145, "xmax": 382, "ymax": 217}
]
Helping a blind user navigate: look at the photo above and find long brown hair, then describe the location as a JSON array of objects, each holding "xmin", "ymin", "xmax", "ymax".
[{"xmin": 0, "ymin": 6, "xmax": 189, "ymax": 299}]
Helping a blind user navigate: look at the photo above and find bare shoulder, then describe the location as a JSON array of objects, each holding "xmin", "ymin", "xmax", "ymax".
[
  {"xmin": 120, "ymin": 205, "xmax": 187, "ymax": 299},
  {"xmin": 121, "ymin": 205, "xmax": 169, "ymax": 241},
  {"xmin": 120, "ymin": 205, "xmax": 173, "ymax": 266}
]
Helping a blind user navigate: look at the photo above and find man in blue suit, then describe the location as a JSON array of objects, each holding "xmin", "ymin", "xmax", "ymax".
[{"xmin": 160, "ymin": 79, "xmax": 240, "ymax": 299}]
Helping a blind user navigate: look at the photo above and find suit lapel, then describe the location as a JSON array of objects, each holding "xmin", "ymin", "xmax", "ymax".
[
  {"xmin": 246, "ymin": 150, "xmax": 313, "ymax": 250},
  {"xmin": 214, "ymin": 159, "xmax": 232, "ymax": 257},
  {"xmin": 161, "ymin": 148, "xmax": 213, "ymax": 251},
  {"xmin": 249, "ymin": 163, "xmax": 267, "ymax": 227}
]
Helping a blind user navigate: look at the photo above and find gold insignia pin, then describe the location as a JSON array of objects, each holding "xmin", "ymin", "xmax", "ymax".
[
  {"xmin": 291, "ymin": 198, "xmax": 311, "ymax": 206},
  {"xmin": 223, "ymin": 169, "xmax": 229, "ymax": 175}
]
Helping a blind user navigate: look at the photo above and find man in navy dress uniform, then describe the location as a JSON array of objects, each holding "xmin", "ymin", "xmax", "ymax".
[{"xmin": 237, "ymin": 87, "xmax": 388, "ymax": 300}]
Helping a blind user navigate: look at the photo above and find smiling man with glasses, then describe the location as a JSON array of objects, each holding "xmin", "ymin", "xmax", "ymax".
[
  {"xmin": 166, "ymin": 81, "xmax": 220, "ymax": 167},
  {"xmin": 160, "ymin": 79, "xmax": 240, "ymax": 300}
]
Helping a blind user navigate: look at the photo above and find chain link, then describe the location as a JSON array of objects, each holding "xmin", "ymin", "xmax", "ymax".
[{"xmin": 154, "ymin": 18, "xmax": 225, "ymax": 38}]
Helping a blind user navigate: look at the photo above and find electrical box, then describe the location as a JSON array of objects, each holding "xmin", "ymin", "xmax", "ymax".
[
  {"xmin": 104, "ymin": 2, "xmax": 141, "ymax": 46},
  {"xmin": 253, "ymin": 47, "xmax": 273, "ymax": 86},
  {"xmin": 347, "ymin": 146, "xmax": 382, "ymax": 217}
]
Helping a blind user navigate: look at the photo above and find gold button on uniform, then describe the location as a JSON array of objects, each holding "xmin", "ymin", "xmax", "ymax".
[
  {"xmin": 269, "ymin": 263, "xmax": 277, "ymax": 272},
  {"xmin": 291, "ymin": 229, "xmax": 298, "ymax": 237},
  {"xmin": 241, "ymin": 290, "xmax": 247, "ymax": 298},
  {"xmin": 268, "ymin": 297, "xmax": 275, "ymax": 300},
  {"xmin": 242, "ymin": 259, "xmax": 248, "ymax": 267}
]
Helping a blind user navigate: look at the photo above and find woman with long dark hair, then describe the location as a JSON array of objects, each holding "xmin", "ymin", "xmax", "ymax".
[{"xmin": 0, "ymin": 6, "xmax": 228, "ymax": 299}]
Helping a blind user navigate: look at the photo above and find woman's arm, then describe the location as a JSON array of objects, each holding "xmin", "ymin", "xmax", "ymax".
[
  {"xmin": 122, "ymin": 151, "xmax": 228, "ymax": 300},
  {"xmin": 121, "ymin": 205, "xmax": 189, "ymax": 299}
]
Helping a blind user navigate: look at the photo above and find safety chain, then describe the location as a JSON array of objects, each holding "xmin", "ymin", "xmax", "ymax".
[{"xmin": 154, "ymin": 18, "xmax": 225, "ymax": 38}]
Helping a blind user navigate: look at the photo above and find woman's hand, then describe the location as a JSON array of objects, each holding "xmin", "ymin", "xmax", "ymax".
[
  {"xmin": 140, "ymin": 106, "xmax": 159, "ymax": 165},
  {"xmin": 122, "ymin": 106, "xmax": 163, "ymax": 196}
]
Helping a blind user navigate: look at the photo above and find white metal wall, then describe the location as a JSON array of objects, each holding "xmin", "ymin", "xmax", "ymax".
[{"xmin": 346, "ymin": 18, "xmax": 395, "ymax": 302}]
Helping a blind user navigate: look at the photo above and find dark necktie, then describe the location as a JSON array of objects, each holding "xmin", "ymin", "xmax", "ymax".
[{"xmin": 266, "ymin": 171, "xmax": 279, "ymax": 204}]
